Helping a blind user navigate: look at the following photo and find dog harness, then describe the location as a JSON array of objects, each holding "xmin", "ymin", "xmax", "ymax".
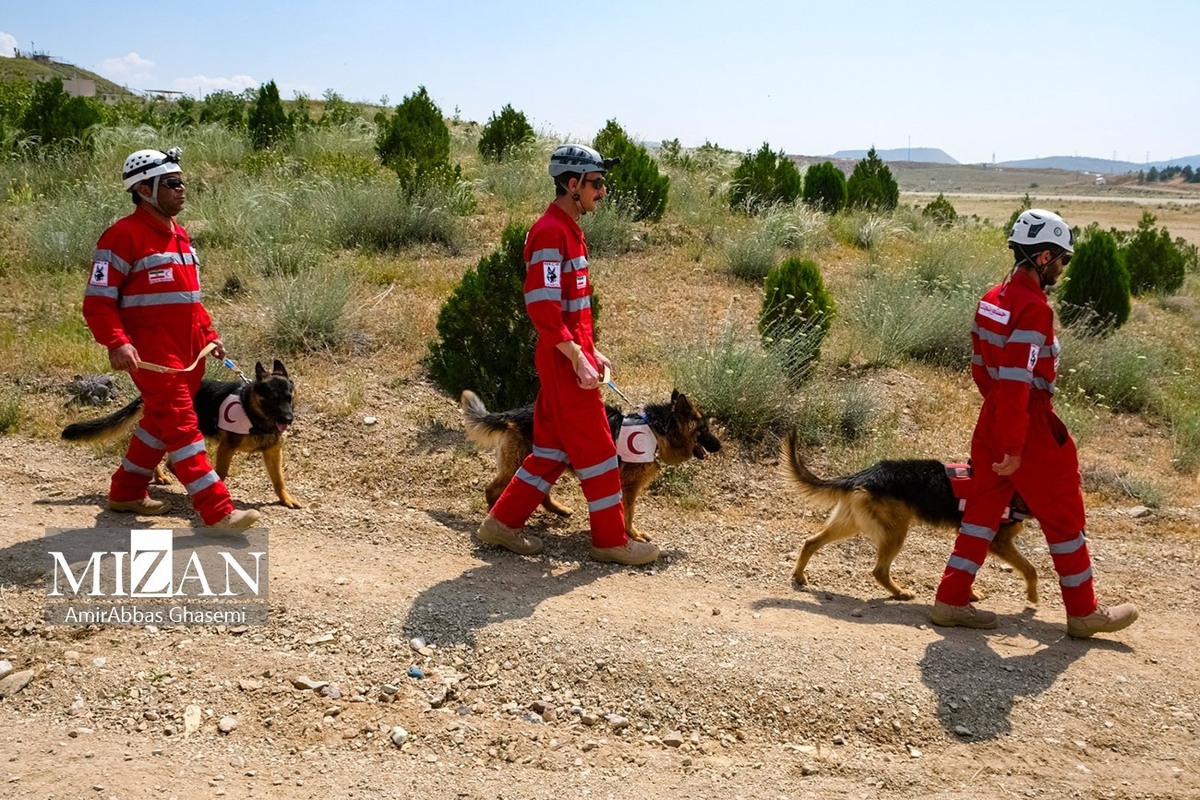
[
  {"xmin": 218, "ymin": 394, "xmax": 253, "ymax": 435},
  {"xmin": 616, "ymin": 413, "xmax": 656, "ymax": 463},
  {"xmin": 945, "ymin": 463, "xmax": 1026, "ymax": 523}
]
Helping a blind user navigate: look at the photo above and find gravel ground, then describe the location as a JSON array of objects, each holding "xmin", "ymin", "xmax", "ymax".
[{"xmin": 1, "ymin": 376, "xmax": 1198, "ymax": 800}]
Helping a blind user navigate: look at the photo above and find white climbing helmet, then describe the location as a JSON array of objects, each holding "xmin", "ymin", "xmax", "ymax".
[
  {"xmin": 1008, "ymin": 209, "xmax": 1074, "ymax": 255},
  {"xmin": 122, "ymin": 147, "xmax": 182, "ymax": 191},
  {"xmin": 548, "ymin": 144, "xmax": 618, "ymax": 178}
]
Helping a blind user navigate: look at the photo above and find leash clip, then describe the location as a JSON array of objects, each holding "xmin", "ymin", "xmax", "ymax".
[{"xmin": 222, "ymin": 357, "xmax": 252, "ymax": 385}]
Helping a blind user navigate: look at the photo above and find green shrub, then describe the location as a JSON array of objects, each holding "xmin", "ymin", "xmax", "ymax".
[
  {"xmin": 759, "ymin": 257, "xmax": 835, "ymax": 380},
  {"xmin": 1057, "ymin": 230, "xmax": 1131, "ymax": 335},
  {"xmin": 1123, "ymin": 212, "xmax": 1186, "ymax": 295},
  {"xmin": 248, "ymin": 80, "xmax": 293, "ymax": 150},
  {"xmin": 579, "ymin": 194, "xmax": 635, "ymax": 256},
  {"xmin": 375, "ymin": 86, "xmax": 460, "ymax": 190},
  {"xmin": 846, "ymin": 147, "xmax": 898, "ymax": 211},
  {"xmin": 318, "ymin": 90, "xmax": 363, "ymax": 127},
  {"xmin": 922, "ymin": 193, "xmax": 957, "ymax": 227},
  {"xmin": 593, "ymin": 120, "xmax": 669, "ymax": 222},
  {"xmin": 724, "ymin": 204, "xmax": 830, "ymax": 281},
  {"xmin": 846, "ymin": 270, "xmax": 976, "ymax": 368},
  {"xmin": 729, "ymin": 143, "xmax": 802, "ymax": 214},
  {"xmin": 329, "ymin": 182, "xmax": 466, "ymax": 253},
  {"xmin": 664, "ymin": 316, "xmax": 795, "ymax": 440},
  {"xmin": 1057, "ymin": 325, "xmax": 1157, "ymax": 413},
  {"xmin": 791, "ymin": 382, "xmax": 878, "ymax": 446},
  {"xmin": 198, "ymin": 90, "xmax": 247, "ymax": 130},
  {"xmin": 478, "ymin": 104, "xmax": 534, "ymax": 162},
  {"xmin": 267, "ymin": 267, "xmax": 355, "ymax": 353},
  {"xmin": 20, "ymin": 77, "xmax": 100, "ymax": 149},
  {"xmin": 801, "ymin": 161, "xmax": 847, "ymax": 214},
  {"xmin": 428, "ymin": 224, "xmax": 541, "ymax": 408},
  {"xmin": 0, "ymin": 384, "xmax": 20, "ymax": 434}
]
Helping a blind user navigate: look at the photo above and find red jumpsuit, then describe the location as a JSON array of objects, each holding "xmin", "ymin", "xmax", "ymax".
[
  {"xmin": 936, "ymin": 269, "xmax": 1098, "ymax": 617},
  {"xmin": 488, "ymin": 203, "xmax": 627, "ymax": 548},
  {"xmin": 83, "ymin": 205, "xmax": 235, "ymax": 525}
]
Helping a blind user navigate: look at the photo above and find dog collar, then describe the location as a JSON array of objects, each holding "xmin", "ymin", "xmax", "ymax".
[{"xmin": 218, "ymin": 395, "xmax": 253, "ymax": 435}]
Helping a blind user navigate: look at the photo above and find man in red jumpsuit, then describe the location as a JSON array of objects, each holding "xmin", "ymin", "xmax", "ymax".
[
  {"xmin": 475, "ymin": 144, "xmax": 659, "ymax": 566},
  {"xmin": 931, "ymin": 209, "xmax": 1137, "ymax": 638},
  {"xmin": 83, "ymin": 147, "xmax": 259, "ymax": 531}
]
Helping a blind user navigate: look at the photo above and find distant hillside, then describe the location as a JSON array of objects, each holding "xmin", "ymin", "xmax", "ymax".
[
  {"xmin": 0, "ymin": 55, "xmax": 133, "ymax": 98},
  {"xmin": 996, "ymin": 154, "xmax": 1200, "ymax": 172},
  {"xmin": 829, "ymin": 147, "xmax": 958, "ymax": 165}
]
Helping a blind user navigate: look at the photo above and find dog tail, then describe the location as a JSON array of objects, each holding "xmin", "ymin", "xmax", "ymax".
[
  {"xmin": 781, "ymin": 428, "xmax": 855, "ymax": 506},
  {"xmin": 61, "ymin": 397, "xmax": 145, "ymax": 443},
  {"xmin": 460, "ymin": 390, "xmax": 512, "ymax": 449}
]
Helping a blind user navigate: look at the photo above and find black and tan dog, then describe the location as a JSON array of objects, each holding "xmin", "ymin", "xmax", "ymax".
[
  {"xmin": 461, "ymin": 389, "xmax": 721, "ymax": 541},
  {"xmin": 62, "ymin": 361, "xmax": 299, "ymax": 508},
  {"xmin": 781, "ymin": 429, "xmax": 1037, "ymax": 602}
]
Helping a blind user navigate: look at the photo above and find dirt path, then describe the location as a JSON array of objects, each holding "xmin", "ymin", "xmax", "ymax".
[{"xmin": 2, "ymin": 403, "xmax": 1199, "ymax": 798}]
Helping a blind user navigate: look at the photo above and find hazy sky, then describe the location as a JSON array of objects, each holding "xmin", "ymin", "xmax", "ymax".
[{"xmin": 3, "ymin": 1, "xmax": 1195, "ymax": 165}]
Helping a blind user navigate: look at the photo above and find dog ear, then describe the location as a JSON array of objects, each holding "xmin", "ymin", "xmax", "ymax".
[
  {"xmin": 255, "ymin": 361, "xmax": 267, "ymax": 381},
  {"xmin": 272, "ymin": 359, "xmax": 288, "ymax": 377},
  {"xmin": 672, "ymin": 391, "xmax": 695, "ymax": 415}
]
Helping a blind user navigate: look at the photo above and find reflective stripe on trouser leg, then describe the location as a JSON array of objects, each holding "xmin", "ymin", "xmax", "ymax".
[
  {"xmin": 1010, "ymin": 411, "xmax": 1097, "ymax": 618},
  {"xmin": 935, "ymin": 423, "xmax": 1014, "ymax": 606},
  {"xmin": 578, "ymin": 454, "xmax": 625, "ymax": 548},
  {"xmin": 109, "ymin": 423, "xmax": 166, "ymax": 502},
  {"xmin": 126, "ymin": 368, "xmax": 233, "ymax": 524}
]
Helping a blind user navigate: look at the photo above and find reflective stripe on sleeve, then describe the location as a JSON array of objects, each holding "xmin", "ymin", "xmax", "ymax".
[
  {"xmin": 525, "ymin": 287, "xmax": 562, "ymax": 305},
  {"xmin": 119, "ymin": 290, "xmax": 202, "ymax": 308}
]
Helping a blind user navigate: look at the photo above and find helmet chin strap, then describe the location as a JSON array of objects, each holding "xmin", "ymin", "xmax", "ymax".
[{"xmin": 143, "ymin": 175, "xmax": 165, "ymax": 212}]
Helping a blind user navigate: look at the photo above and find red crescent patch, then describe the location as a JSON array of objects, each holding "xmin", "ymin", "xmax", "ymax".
[
  {"xmin": 223, "ymin": 404, "xmax": 238, "ymax": 424},
  {"xmin": 627, "ymin": 431, "xmax": 646, "ymax": 456}
]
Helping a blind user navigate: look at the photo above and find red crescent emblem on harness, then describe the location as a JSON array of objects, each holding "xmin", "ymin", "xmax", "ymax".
[
  {"xmin": 627, "ymin": 431, "xmax": 646, "ymax": 456},
  {"xmin": 223, "ymin": 403, "xmax": 238, "ymax": 425}
]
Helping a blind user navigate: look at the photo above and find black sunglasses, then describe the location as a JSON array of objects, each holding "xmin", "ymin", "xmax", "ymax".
[
  {"xmin": 582, "ymin": 177, "xmax": 606, "ymax": 190},
  {"xmin": 161, "ymin": 177, "xmax": 186, "ymax": 190},
  {"xmin": 1058, "ymin": 253, "xmax": 1071, "ymax": 267}
]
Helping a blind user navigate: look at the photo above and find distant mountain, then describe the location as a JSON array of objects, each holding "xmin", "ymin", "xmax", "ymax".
[
  {"xmin": 996, "ymin": 154, "xmax": 1200, "ymax": 172},
  {"xmin": 828, "ymin": 147, "xmax": 958, "ymax": 165}
]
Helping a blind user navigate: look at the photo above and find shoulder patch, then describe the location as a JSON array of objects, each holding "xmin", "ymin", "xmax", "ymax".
[
  {"xmin": 977, "ymin": 300, "xmax": 1011, "ymax": 325},
  {"xmin": 543, "ymin": 261, "xmax": 561, "ymax": 287},
  {"xmin": 90, "ymin": 261, "xmax": 110, "ymax": 286}
]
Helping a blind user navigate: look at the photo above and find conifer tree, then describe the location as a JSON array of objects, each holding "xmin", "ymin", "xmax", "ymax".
[{"xmin": 846, "ymin": 147, "xmax": 898, "ymax": 211}]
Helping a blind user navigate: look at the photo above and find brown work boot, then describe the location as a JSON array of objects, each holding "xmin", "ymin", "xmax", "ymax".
[
  {"xmin": 1067, "ymin": 603, "xmax": 1139, "ymax": 639},
  {"xmin": 590, "ymin": 539, "xmax": 660, "ymax": 566},
  {"xmin": 107, "ymin": 496, "xmax": 170, "ymax": 516},
  {"xmin": 475, "ymin": 516, "xmax": 544, "ymax": 556},
  {"xmin": 929, "ymin": 600, "xmax": 999, "ymax": 629},
  {"xmin": 209, "ymin": 509, "xmax": 261, "ymax": 533}
]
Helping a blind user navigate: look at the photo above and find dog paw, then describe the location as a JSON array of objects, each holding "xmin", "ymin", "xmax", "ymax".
[
  {"xmin": 892, "ymin": 590, "xmax": 916, "ymax": 601},
  {"xmin": 627, "ymin": 529, "xmax": 653, "ymax": 542},
  {"xmin": 280, "ymin": 495, "xmax": 302, "ymax": 509}
]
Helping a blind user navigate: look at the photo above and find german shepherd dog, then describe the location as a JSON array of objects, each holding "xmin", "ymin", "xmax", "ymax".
[
  {"xmin": 781, "ymin": 430, "xmax": 1037, "ymax": 602},
  {"xmin": 461, "ymin": 389, "xmax": 722, "ymax": 542},
  {"xmin": 62, "ymin": 361, "xmax": 299, "ymax": 508}
]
